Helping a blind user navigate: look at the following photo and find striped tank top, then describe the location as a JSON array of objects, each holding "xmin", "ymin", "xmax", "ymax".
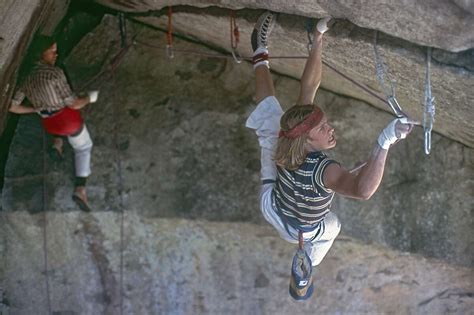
[{"xmin": 273, "ymin": 151, "xmax": 338, "ymax": 232}]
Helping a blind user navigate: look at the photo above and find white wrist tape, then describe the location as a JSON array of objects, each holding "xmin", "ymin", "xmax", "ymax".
[
  {"xmin": 88, "ymin": 90, "xmax": 99, "ymax": 103},
  {"xmin": 317, "ymin": 17, "xmax": 332, "ymax": 34},
  {"xmin": 377, "ymin": 117, "xmax": 408, "ymax": 149}
]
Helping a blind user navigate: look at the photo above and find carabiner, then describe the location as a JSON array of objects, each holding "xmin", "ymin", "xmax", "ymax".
[
  {"xmin": 231, "ymin": 47, "xmax": 242, "ymax": 64},
  {"xmin": 424, "ymin": 130, "xmax": 431, "ymax": 155},
  {"xmin": 387, "ymin": 96, "xmax": 405, "ymax": 118},
  {"xmin": 166, "ymin": 44, "xmax": 174, "ymax": 59}
]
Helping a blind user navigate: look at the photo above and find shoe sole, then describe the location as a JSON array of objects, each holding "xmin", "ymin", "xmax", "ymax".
[
  {"xmin": 252, "ymin": 11, "xmax": 277, "ymax": 50},
  {"xmin": 72, "ymin": 194, "xmax": 92, "ymax": 212},
  {"xmin": 254, "ymin": 11, "xmax": 276, "ymax": 33}
]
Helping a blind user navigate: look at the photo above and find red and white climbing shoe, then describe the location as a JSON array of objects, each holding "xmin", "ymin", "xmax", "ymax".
[{"xmin": 251, "ymin": 11, "xmax": 277, "ymax": 52}]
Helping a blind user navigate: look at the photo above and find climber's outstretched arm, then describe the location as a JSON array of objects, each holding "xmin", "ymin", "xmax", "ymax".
[{"xmin": 297, "ymin": 32, "xmax": 323, "ymax": 105}]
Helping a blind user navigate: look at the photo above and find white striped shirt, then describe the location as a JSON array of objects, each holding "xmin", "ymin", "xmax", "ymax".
[
  {"xmin": 274, "ymin": 151, "xmax": 338, "ymax": 231},
  {"xmin": 12, "ymin": 62, "xmax": 76, "ymax": 112}
]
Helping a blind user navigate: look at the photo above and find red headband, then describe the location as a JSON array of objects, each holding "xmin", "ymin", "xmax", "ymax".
[{"xmin": 279, "ymin": 108, "xmax": 324, "ymax": 139}]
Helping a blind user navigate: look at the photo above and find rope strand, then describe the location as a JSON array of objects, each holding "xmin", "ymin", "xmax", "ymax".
[
  {"xmin": 166, "ymin": 6, "xmax": 174, "ymax": 58},
  {"xmin": 230, "ymin": 11, "xmax": 242, "ymax": 63},
  {"xmin": 42, "ymin": 129, "xmax": 52, "ymax": 315},
  {"xmin": 134, "ymin": 38, "xmax": 387, "ymax": 104},
  {"xmin": 423, "ymin": 47, "xmax": 435, "ymax": 154}
]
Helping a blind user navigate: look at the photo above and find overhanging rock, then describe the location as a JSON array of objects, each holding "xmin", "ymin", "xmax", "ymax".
[
  {"xmin": 95, "ymin": 0, "xmax": 474, "ymax": 52},
  {"xmin": 92, "ymin": 1, "xmax": 474, "ymax": 147}
]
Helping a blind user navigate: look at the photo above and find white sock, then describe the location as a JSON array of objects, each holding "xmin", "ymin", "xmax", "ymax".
[
  {"xmin": 253, "ymin": 47, "xmax": 269, "ymax": 70},
  {"xmin": 253, "ymin": 61, "xmax": 269, "ymax": 70},
  {"xmin": 253, "ymin": 47, "xmax": 268, "ymax": 57}
]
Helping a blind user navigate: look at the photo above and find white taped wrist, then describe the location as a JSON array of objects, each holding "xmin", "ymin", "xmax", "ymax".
[
  {"xmin": 377, "ymin": 130, "xmax": 394, "ymax": 149},
  {"xmin": 317, "ymin": 17, "xmax": 332, "ymax": 34},
  {"xmin": 88, "ymin": 90, "xmax": 99, "ymax": 103},
  {"xmin": 377, "ymin": 117, "xmax": 409, "ymax": 149}
]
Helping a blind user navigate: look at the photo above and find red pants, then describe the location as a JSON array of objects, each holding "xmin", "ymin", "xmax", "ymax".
[{"xmin": 42, "ymin": 107, "xmax": 83, "ymax": 136}]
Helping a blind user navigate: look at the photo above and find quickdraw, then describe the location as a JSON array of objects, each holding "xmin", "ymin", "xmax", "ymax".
[
  {"xmin": 305, "ymin": 19, "xmax": 315, "ymax": 53},
  {"xmin": 230, "ymin": 11, "xmax": 242, "ymax": 63},
  {"xmin": 374, "ymin": 31, "xmax": 436, "ymax": 154},
  {"xmin": 373, "ymin": 31, "xmax": 406, "ymax": 118},
  {"xmin": 304, "ymin": 19, "xmax": 388, "ymax": 105},
  {"xmin": 423, "ymin": 47, "xmax": 435, "ymax": 155}
]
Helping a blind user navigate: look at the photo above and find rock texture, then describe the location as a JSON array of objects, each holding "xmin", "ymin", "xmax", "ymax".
[
  {"xmin": 3, "ymin": 16, "xmax": 473, "ymax": 266},
  {"xmin": 1, "ymin": 13, "xmax": 473, "ymax": 314},
  {"xmin": 1, "ymin": 1, "xmax": 473, "ymax": 148},
  {"xmin": 94, "ymin": 0, "xmax": 474, "ymax": 51},
  {"xmin": 131, "ymin": 8, "xmax": 474, "ymax": 148},
  {"xmin": 1, "ymin": 213, "xmax": 473, "ymax": 314},
  {"xmin": 0, "ymin": 0, "xmax": 70, "ymax": 133}
]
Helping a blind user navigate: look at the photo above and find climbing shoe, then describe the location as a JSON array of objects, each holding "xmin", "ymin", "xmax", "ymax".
[
  {"xmin": 72, "ymin": 192, "xmax": 92, "ymax": 212},
  {"xmin": 289, "ymin": 248, "xmax": 314, "ymax": 300},
  {"xmin": 251, "ymin": 11, "xmax": 277, "ymax": 51},
  {"xmin": 48, "ymin": 146, "xmax": 64, "ymax": 162}
]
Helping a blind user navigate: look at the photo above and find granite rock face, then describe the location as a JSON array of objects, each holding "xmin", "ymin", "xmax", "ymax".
[
  {"xmin": 0, "ymin": 0, "xmax": 70, "ymax": 132},
  {"xmin": 1, "ymin": 213, "xmax": 473, "ymax": 314},
  {"xmin": 90, "ymin": 0, "xmax": 474, "ymax": 148},
  {"xmin": 1, "ymin": 13, "xmax": 473, "ymax": 315},
  {"xmin": 133, "ymin": 8, "xmax": 474, "ymax": 148},
  {"xmin": 95, "ymin": 0, "xmax": 474, "ymax": 51},
  {"xmin": 71, "ymin": 17, "xmax": 474, "ymax": 267},
  {"xmin": 1, "ymin": 1, "xmax": 473, "ymax": 148}
]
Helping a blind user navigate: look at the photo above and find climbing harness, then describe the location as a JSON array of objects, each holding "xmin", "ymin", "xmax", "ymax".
[
  {"xmin": 230, "ymin": 11, "xmax": 242, "ymax": 63},
  {"xmin": 373, "ymin": 31, "xmax": 406, "ymax": 118},
  {"xmin": 423, "ymin": 47, "xmax": 435, "ymax": 154},
  {"xmin": 166, "ymin": 6, "xmax": 174, "ymax": 59}
]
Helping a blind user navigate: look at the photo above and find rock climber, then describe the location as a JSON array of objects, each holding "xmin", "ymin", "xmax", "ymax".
[
  {"xmin": 246, "ymin": 11, "xmax": 416, "ymax": 292},
  {"xmin": 9, "ymin": 35, "xmax": 99, "ymax": 212}
]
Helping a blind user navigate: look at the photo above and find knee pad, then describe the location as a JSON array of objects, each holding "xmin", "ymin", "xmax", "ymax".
[{"xmin": 69, "ymin": 127, "xmax": 93, "ymax": 152}]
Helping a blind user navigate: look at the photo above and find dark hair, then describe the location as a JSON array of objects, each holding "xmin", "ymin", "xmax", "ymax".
[
  {"xmin": 28, "ymin": 35, "xmax": 56, "ymax": 62},
  {"xmin": 18, "ymin": 35, "xmax": 56, "ymax": 83}
]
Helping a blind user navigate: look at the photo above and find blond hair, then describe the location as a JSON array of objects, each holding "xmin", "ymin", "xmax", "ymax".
[{"xmin": 275, "ymin": 104, "xmax": 316, "ymax": 170}]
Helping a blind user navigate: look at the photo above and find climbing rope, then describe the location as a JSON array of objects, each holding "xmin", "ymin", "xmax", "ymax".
[
  {"xmin": 77, "ymin": 14, "xmax": 130, "ymax": 314},
  {"xmin": 83, "ymin": 13, "xmax": 390, "ymax": 114},
  {"xmin": 134, "ymin": 37, "xmax": 392, "ymax": 106},
  {"xmin": 423, "ymin": 47, "xmax": 435, "ymax": 155},
  {"xmin": 373, "ymin": 31, "xmax": 406, "ymax": 118},
  {"xmin": 41, "ymin": 129, "xmax": 52, "ymax": 314},
  {"xmin": 119, "ymin": 13, "xmax": 128, "ymax": 48},
  {"xmin": 166, "ymin": 6, "xmax": 174, "ymax": 58},
  {"xmin": 230, "ymin": 11, "xmax": 242, "ymax": 63},
  {"xmin": 79, "ymin": 41, "xmax": 133, "ymax": 93},
  {"xmin": 298, "ymin": 230, "xmax": 304, "ymax": 250},
  {"xmin": 305, "ymin": 22, "xmax": 388, "ymax": 104},
  {"xmin": 116, "ymin": 16, "xmax": 127, "ymax": 315}
]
